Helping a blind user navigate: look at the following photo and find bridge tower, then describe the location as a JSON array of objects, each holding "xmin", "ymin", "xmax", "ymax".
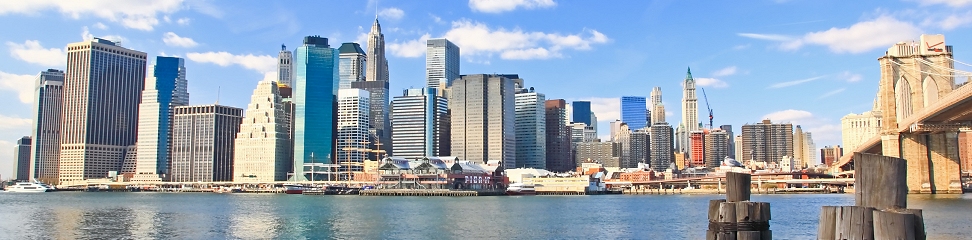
[{"xmin": 876, "ymin": 34, "xmax": 963, "ymax": 193}]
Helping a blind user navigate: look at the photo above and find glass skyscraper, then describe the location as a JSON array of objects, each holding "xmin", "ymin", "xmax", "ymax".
[
  {"xmin": 29, "ymin": 69, "xmax": 64, "ymax": 184},
  {"xmin": 338, "ymin": 42, "xmax": 365, "ymax": 90},
  {"xmin": 426, "ymin": 38, "xmax": 460, "ymax": 88},
  {"xmin": 293, "ymin": 36, "xmax": 339, "ymax": 181},
  {"xmin": 134, "ymin": 56, "xmax": 189, "ymax": 182},
  {"xmin": 621, "ymin": 96, "xmax": 648, "ymax": 130},
  {"xmin": 571, "ymin": 101, "xmax": 591, "ymax": 125}
]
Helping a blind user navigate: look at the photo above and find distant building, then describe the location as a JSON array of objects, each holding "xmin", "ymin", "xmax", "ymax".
[
  {"xmin": 572, "ymin": 101, "xmax": 592, "ymax": 126},
  {"xmin": 29, "ymin": 69, "xmax": 64, "ymax": 184},
  {"xmin": 361, "ymin": 21, "xmax": 391, "ymax": 154},
  {"xmin": 820, "ymin": 145, "xmax": 843, "ymax": 167},
  {"xmin": 450, "ymin": 74, "xmax": 516, "ymax": 168},
  {"xmin": 366, "ymin": 19, "xmax": 389, "ymax": 83},
  {"xmin": 621, "ymin": 96, "xmax": 648, "ymax": 130},
  {"xmin": 390, "ymin": 88, "xmax": 450, "ymax": 159},
  {"xmin": 171, "ymin": 105, "xmax": 243, "ymax": 182},
  {"xmin": 294, "ymin": 36, "xmax": 339, "ymax": 180},
  {"xmin": 278, "ymin": 44, "xmax": 293, "ymax": 87},
  {"xmin": 680, "ymin": 68, "xmax": 700, "ymax": 159},
  {"xmin": 134, "ymin": 56, "xmax": 189, "ymax": 182},
  {"xmin": 426, "ymin": 38, "xmax": 460, "ymax": 88},
  {"xmin": 650, "ymin": 122, "xmax": 674, "ymax": 172},
  {"xmin": 720, "ymin": 125, "xmax": 734, "ymax": 158},
  {"xmin": 841, "ymin": 110, "xmax": 882, "ymax": 153},
  {"xmin": 575, "ymin": 141, "xmax": 614, "ymax": 167},
  {"xmin": 545, "ymin": 99, "xmax": 573, "ymax": 172},
  {"xmin": 690, "ymin": 131, "xmax": 705, "ymax": 167},
  {"xmin": 338, "ymin": 42, "xmax": 366, "ymax": 90},
  {"xmin": 741, "ymin": 119, "xmax": 793, "ymax": 163},
  {"xmin": 629, "ymin": 130, "xmax": 650, "ymax": 168},
  {"xmin": 650, "ymin": 87, "xmax": 665, "ymax": 124},
  {"xmin": 704, "ymin": 130, "xmax": 729, "ymax": 169},
  {"xmin": 734, "ymin": 135, "xmax": 743, "ymax": 161},
  {"xmin": 515, "ymin": 87, "xmax": 546, "ymax": 169},
  {"xmin": 234, "ymin": 80, "xmax": 290, "ymax": 182},
  {"xmin": 612, "ymin": 123, "xmax": 632, "ymax": 168},
  {"xmin": 337, "ymin": 89, "xmax": 371, "ymax": 178},
  {"xmin": 14, "ymin": 136, "xmax": 31, "ymax": 181}
]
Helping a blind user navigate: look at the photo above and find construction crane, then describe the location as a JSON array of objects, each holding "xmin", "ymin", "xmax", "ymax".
[{"xmin": 700, "ymin": 87, "xmax": 714, "ymax": 129}]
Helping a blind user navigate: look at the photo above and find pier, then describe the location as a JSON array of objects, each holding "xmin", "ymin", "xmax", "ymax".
[{"xmin": 359, "ymin": 189, "xmax": 505, "ymax": 196}]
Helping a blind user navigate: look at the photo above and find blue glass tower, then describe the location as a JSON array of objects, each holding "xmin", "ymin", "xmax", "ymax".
[
  {"xmin": 294, "ymin": 36, "xmax": 339, "ymax": 181},
  {"xmin": 621, "ymin": 96, "xmax": 648, "ymax": 130},
  {"xmin": 571, "ymin": 101, "xmax": 592, "ymax": 125}
]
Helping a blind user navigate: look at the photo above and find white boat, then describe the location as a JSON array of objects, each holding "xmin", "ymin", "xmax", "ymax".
[
  {"xmin": 506, "ymin": 183, "xmax": 536, "ymax": 195},
  {"xmin": 5, "ymin": 180, "xmax": 54, "ymax": 193}
]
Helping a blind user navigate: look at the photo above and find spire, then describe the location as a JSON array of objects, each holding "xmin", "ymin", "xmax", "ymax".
[
  {"xmin": 371, "ymin": 18, "xmax": 381, "ymax": 33},
  {"xmin": 281, "ymin": 44, "xmax": 286, "ymax": 51},
  {"xmin": 685, "ymin": 67, "xmax": 694, "ymax": 82}
]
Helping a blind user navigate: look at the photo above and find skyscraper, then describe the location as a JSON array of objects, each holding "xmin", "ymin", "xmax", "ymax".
[
  {"xmin": 571, "ymin": 101, "xmax": 592, "ymax": 125},
  {"xmin": 29, "ymin": 69, "xmax": 64, "ymax": 184},
  {"xmin": 650, "ymin": 87, "xmax": 664, "ymax": 124},
  {"xmin": 134, "ymin": 56, "xmax": 189, "ymax": 182},
  {"xmin": 338, "ymin": 42, "xmax": 366, "ymax": 90},
  {"xmin": 680, "ymin": 67, "xmax": 699, "ymax": 158},
  {"xmin": 366, "ymin": 19, "xmax": 389, "ymax": 83},
  {"xmin": 60, "ymin": 38, "xmax": 146, "ymax": 183},
  {"xmin": 650, "ymin": 122, "xmax": 674, "ymax": 172},
  {"xmin": 278, "ymin": 44, "xmax": 293, "ymax": 87},
  {"xmin": 720, "ymin": 125, "xmax": 734, "ymax": 160},
  {"xmin": 451, "ymin": 74, "xmax": 516, "ymax": 168},
  {"xmin": 801, "ymin": 132, "xmax": 816, "ymax": 167},
  {"xmin": 794, "ymin": 125, "xmax": 805, "ymax": 167},
  {"xmin": 621, "ymin": 96, "xmax": 648, "ymax": 130},
  {"xmin": 391, "ymin": 88, "xmax": 450, "ymax": 159},
  {"xmin": 337, "ymin": 89, "xmax": 370, "ymax": 179},
  {"xmin": 545, "ymin": 99, "xmax": 572, "ymax": 172},
  {"xmin": 741, "ymin": 119, "xmax": 794, "ymax": 163},
  {"xmin": 14, "ymin": 136, "xmax": 31, "ymax": 181},
  {"xmin": 426, "ymin": 38, "xmax": 460, "ymax": 88},
  {"xmin": 294, "ymin": 36, "xmax": 339, "ymax": 181},
  {"xmin": 170, "ymin": 105, "xmax": 242, "ymax": 182},
  {"xmin": 515, "ymin": 87, "xmax": 546, "ymax": 169},
  {"xmin": 840, "ymin": 110, "xmax": 882, "ymax": 153},
  {"xmin": 734, "ymin": 135, "xmax": 744, "ymax": 161},
  {"xmin": 704, "ymin": 130, "xmax": 729, "ymax": 168},
  {"xmin": 630, "ymin": 129, "xmax": 650, "ymax": 168},
  {"xmin": 357, "ymin": 22, "xmax": 391, "ymax": 157},
  {"xmin": 234, "ymin": 79, "xmax": 290, "ymax": 182}
]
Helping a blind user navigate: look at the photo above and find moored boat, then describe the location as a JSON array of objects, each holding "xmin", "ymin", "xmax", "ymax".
[
  {"xmin": 5, "ymin": 180, "xmax": 54, "ymax": 193},
  {"xmin": 506, "ymin": 183, "xmax": 536, "ymax": 195}
]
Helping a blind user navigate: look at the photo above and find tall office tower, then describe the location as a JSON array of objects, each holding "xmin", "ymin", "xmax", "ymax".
[
  {"xmin": 704, "ymin": 130, "xmax": 729, "ymax": 168},
  {"xmin": 794, "ymin": 125, "xmax": 805, "ymax": 167},
  {"xmin": 820, "ymin": 145, "xmax": 843, "ymax": 167},
  {"xmin": 574, "ymin": 142, "xmax": 614, "ymax": 166},
  {"xmin": 610, "ymin": 120, "xmax": 624, "ymax": 142},
  {"xmin": 741, "ymin": 119, "xmax": 794, "ymax": 163},
  {"xmin": 278, "ymin": 85, "xmax": 295, "ymax": 177},
  {"xmin": 621, "ymin": 96, "xmax": 648, "ymax": 130},
  {"xmin": 515, "ymin": 88, "xmax": 546, "ymax": 169},
  {"xmin": 60, "ymin": 38, "xmax": 146, "ymax": 183},
  {"xmin": 570, "ymin": 123, "xmax": 587, "ymax": 143},
  {"xmin": 680, "ymin": 68, "xmax": 699, "ymax": 159},
  {"xmin": 278, "ymin": 44, "xmax": 293, "ymax": 87},
  {"xmin": 338, "ymin": 42, "xmax": 366, "ymax": 90},
  {"xmin": 134, "ymin": 56, "xmax": 189, "ymax": 182},
  {"xmin": 630, "ymin": 129, "xmax": 650, "ymax": 167},
  {"xmin": 613, "ymin": 123, "xmax": 637, "ymax": 168},
  {"xmin": 426, "ymin": 38, "xmax": 460, "ymax": 88},
  {"xmin": 361, "ymin": 20, "xmax": 391, "ymax": 157},
  {"xmin": 337, "ymin": 89, "xmax": 370, "ymax": 178},
  {"xmin": 170, "ymin": 105, "xmax": 242, "ymax": 182},
  {"xmin": 720, "ymin": 125, "xmax": 734, "ymax": 159},
  {"xmin": 234, "ymin": 80, "xmax": 290, "ymax": 182},
  {"xmin": 366, "ymin": 19, "xmax": 389, "ymax": 83},
  {"xmin": 734, "ymin": 135, "xmax": 744, "ymax": 161},
  {"xmin": 650, "ymin": 87, "xmax": 665, "ymax": 124},
  {"xmin": 391, "ymin": 88, "xmax": 450, "ymax": 159},
  {"xmin": 649, "ymin": 122, "xmax": 674, "ymax": 172},
  {"xmin": 451, "ymin": 74, "xmax": 516, "ymax": 168},
  {"xmin": 675, "ymin": 124, "xmax": 687, "ymax": 153},
  {"xmin": 840, "ymin": 110, "xmax": 882, "ymax": 153},
  {"xmin": 14, "ymin": 136, "xmax": 31, "ymax": 181},
  {"xmin": 29, "ymin": 69, "xmax": 64, "ymax": 184},
  {"xmin": 293, "ymin": 36, "xmax": 339, "ymax": 181},
  {"xmin": 689, "ymin": 130, "xmax": 705, "ymax": 167},
  {"xmin": 545, "ymin": 99, "xmax": 573, "ymax": 172},
  {"xmin": 572, "ymin": 101, "xmax": 592, "ymax": 125},
  {"xmin": 802, "ymin": 132, "xmax": 816, "ymax": 167}
]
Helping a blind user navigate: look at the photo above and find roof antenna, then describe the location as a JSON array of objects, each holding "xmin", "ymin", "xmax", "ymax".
[
  {"xmin": 216, "ymin": 86, "xmax": 221, "ymax": 104},
  {"xmin": 375, "ymin": 0, "xmax": 379, "ymax": 20}
]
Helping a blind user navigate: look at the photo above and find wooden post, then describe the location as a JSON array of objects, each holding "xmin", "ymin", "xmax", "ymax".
[
  {"xmin": 854, "ymin": 153, "xmax": 907, "ymax": 210},
  {"xmin": 817, "ymin": 206, "xmax": 836, "ymax": 240},
  {"xmin": 834, "ymin": 206, "xmax": 874, "ymax": 240},
  {"xmin": 901, "ymin": 209, "xmax": 926, "ymax": 240},
  {"xmin": 726, "ymin": 172, "xmax": 752, "ymax": 202},
  {"xmin": 873, "ymin": 210, "xmax": 915, "ymax": 240}
]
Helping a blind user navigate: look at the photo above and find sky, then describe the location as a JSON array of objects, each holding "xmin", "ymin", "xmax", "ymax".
[{"xmin": 2, "ymin": 0, "xmax": 972, "ymax": 178}]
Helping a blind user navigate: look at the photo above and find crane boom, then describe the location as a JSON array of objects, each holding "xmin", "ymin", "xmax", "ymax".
[{"xmin": 700, "ymin": 87, "xmax": 713, "ymax": 129}]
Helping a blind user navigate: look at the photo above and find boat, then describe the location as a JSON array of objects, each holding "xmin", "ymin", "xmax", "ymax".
[
  {"xmin": 284, "ymin": 184, "xmax": 306, "ymax": 194},
  {"xmin": 5, "ymin": 180, "xmax": 54, "ymax": 193},
  {"xmin": 506, "ymin": 183, "xmax": 536, "ymax": 195}
]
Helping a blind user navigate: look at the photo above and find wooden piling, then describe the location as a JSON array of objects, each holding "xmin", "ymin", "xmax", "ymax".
[
  {"xmin": 872, "ymin": 210, "xmax": 915, "ymax": 240},
  {"xmin": 726, "ymin": 172, "xmax": 751, "ymax": 202},
  {"xmin": 854, "ymin": 152, "xmax": 907, "ymax": 210},
  {"xmin": 817, "ymin": 206, "xmax": 836, "ymax": 240}
]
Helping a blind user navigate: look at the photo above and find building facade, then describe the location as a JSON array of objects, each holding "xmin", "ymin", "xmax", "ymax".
[
  {"xmin": 170, "ymin": 105, "xmax": 242, "ymax": 182},
  {"xmin": 450, "ymin": 74, "xmax": 516, "ymax": 168},
  {"xmin": 621, "ymin": 96, "xmax": 648, "ymax": 130},
  {"xmin": 426, "ymin": 38, "xmax": 460, "ymax": 88},
  {"xmin": 293, "ymin": 36, "xmax": 339, "ymax": 181},
  {"xmin": 134, "ymin": 56, "xmax": 189, "ymax": 182},
  {"xmin": 650, "ymin": 87, "xmax": 665, "ymax": 124},
  {"xmin": 740, "ymin": 119, "xmax": 794, "ymax": 163},
  {"xmin": 338, "ymin": 42, "xmax": 366, "ymax": 90},
  {"xmin": 571, "ymin": 101, "xmax": 592, "ymax": 126},
  {"xmin": 233, "ymin": 80, "xmax": 290, "ymax": 182},
  {"xmin": 278, "ymin": 44, "xmax": 293, "ymax": 87},
  {"xmin": 840, "ymin": 110, "xmax": 882, "ymax": 153},
  {"xmin": 704, "ymin": 130, "xmax": 729, "ymax": 168},
  {"xmin": 650, "ymin": 122, "xmax": 674, "ymax": 172},
  {"xmin": 544, "ymin": 99, "xmax": 573, "ymax": 172},
  {"xmin": 59, "ymin": 38, "xmax": 147, "ymax": 183},
  {"xmin": 14, "ymin": 136, "xmax": 31, "ymax": 181},
  {"xmin": 391, "ymin": 88, "xmax": 450, "ymax": 159},
  {"xmin": 680, "ymin": 68, "xmax": 699, "ymax": 158},
  {"xmin": 820, "ymin": 145, "xmax": 843, "ymax": 167},
  {"xmin": 366, "ymin": 19, "xmax": 389, "ymax": 83},
  {"xmin": 29, "ymin": 69, "xmax": 64, "ymax": 184},
  {"xmin": 575, "ymin": 141, "xmax": 614, "ymax": 166},
  {"xmin": 337, "ymin": 89, "xmax": 371, "ymax": 178},
  {"xmin": 515, "ymin": 89, "xmax": 546, "ymax": 169}
]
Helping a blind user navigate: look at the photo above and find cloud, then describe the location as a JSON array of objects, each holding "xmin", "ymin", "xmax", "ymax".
[
  {"xmin": 501, "ymin": 48, "xmax": 560, "ymax": 60},
  {"xmin": 0, "ymin": 114, "xmax": 31, "ymax": 130},
  {"xmin": 468, "ymin": 0, "xmax": 556, "ymax": 13},
  {"xmin": 0, "ymin": 71, "xmax": 37, "ymax": 103},
  {"xmin": 378, "ymin": 8, "xmax": 404, "ymax": 20},
  {"xmin": 93, "ymin": 22, "xmax": 108, "ymax": 30},
  {"xmin": 387, "ymin": 33, "xmax": 430, "ymax": 58},
  {"xmin": 429, "ymin": 13, "xmax": 444, "ymax": 24},
  {"xmin": 739, "ymin": 16, "xmax": 921, "ymax": 54},
  {"xmin": 695, "ymin": 78, "xmax": 729, "ymax": 88},
  {"xmin": 6, "ymin": 40, "xmax": 66, "ymax": 67},
  {"xmin": 712, "ymin": 66, "xmax": 737, "ymax": 77},
  {"xmin": 0, "ymin": 0, "xmax": 184, "ymax": 31},
  {"xmin": 818, "ymin": 88, "xmax": 846, "ymax": 99},
  {"xmin": 910, "ymin": 0, "xmax": 972, "ymax": 7},
  {"xmin": 837, "ymin": 71, "xmax": 862, "ymax": 82},
  {"xmin": 176, "ymin": 17, "xmax": 190, "ymax": 25},
  {"xmin": 767, "ymin": 75, "xmax": 826, "ymax": 89},
  {"xmin": 185, "ymin": 52, "xmax": 276, "ymax": 74},
  {"xmin": 576, "ymin": 97, "xmax": 621, "ymax": 122},
  {"xmin": 761, "ymin": 109, "xmax": 842, "ymax": 145},
  {"xmin": 81, "ymin": 26, "xmax": 126, "ymax": 43},
  {"xmin": 763, "ymin": 109, "xmax": 815, "ymax": 125},
  {"xmin": 737, "ymin": 33, "xmax": 793, "ymax": 41},
  {"xmin": 162, "ymin": 32, "xmax": 198, "ymax": 48}
]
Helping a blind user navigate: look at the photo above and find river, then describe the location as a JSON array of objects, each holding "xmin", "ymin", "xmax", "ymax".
[{"xmin": 0, "ymin": 193, "xmax": 969, "ymax": 239}]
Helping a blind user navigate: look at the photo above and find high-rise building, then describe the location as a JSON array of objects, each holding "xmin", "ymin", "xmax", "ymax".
[
  {"xmin": 820, "ymin": 145, "xmax": 843, "ymax": 167},
  {"xmin": 680, "ymin": 67, "xmax": 699, "ymax": 158},
  {"xmin": 704, "ymin": 130, "xmax": 729, "ymax": 168},
  {"xmin": 515, "ymin": 87, "xmax": 546, "ymax": 169},
  {"xmin": 14, "ymin": 136, "xmax": 31, "ymax": 181},
  {"xmin": 293, "ymin": 36, "xmax": 339, "ymax": 181},
  {"xmin": 426, "ymin": 38, "xmax": 460, "ymax": 88},
  {"xmin": 170, "ymin": 105, "xmax": 242, "ymax": 182},
  {"xmin": 650, "ymin": 87, "xmax": 665, "ymax": 124},
  {"xmin": 450, "ymin": 74, "xmax": 516, "ymax": 168},
  {"xmin": 612, "ymin": 123, "xmax": 636, "ymax": 168},
  {"xmin": 720, "ymin": 125, "xmax": 734, "ymax": 159},
  {"xmin": 366, "ymin": 19, "xmax": 389, "ymax": 83},
  {"xmin": 575, "ymin": 141, "xmax": 614, "ymax": 166},
  {"xmin": 278, "ymin": 44, "xmax": 293, "ymax": 87},
  {"xmin": 336, "ymin": 89, "xmax": 370, "ymax": 179},
  {"xmin": 741, "ymin": 119, "xmax": 794, "ymax": 163},
  {"xmin": 338, "ymin": 42, "xmax": 366, "ymax": 90},
  {"xmin": 59, "ymin": 38, "xmax": 147, "ymax": 183},
  {"xmin": 621, "ymin": 96, "xmax": 648, "ymax": 130},
  {"xmin": 734, "ymin": 135, "xmax": 743, "ymax": 161},
  {"xmin": 690, "ymin": 130, "xmax": 705, "ymax": 167},
  {"xmin": 840, "ymin": 111, "xmax": 882, "ymax": 153},
  {"xmin": 134, "ymin": 56, "xmax": 189, "ymax": 182},
  {"xmin": 362, "ymin": 19, "xmax": 392, "ymax": 158},
  {"xmin": 794, "ymin": 126, "xmax": 805, "ymax": 168},
  {"xmin": 544, "ymin": 99, "xmax": 572, "ymax": 172},
  {"xmin": 571, "ymin": 101, "xmax": 592, "ymax": 126},
  {"xmin": 803, "ymin": 132, "xmax": 816, "ymax": 167},
  {"xmin": 649, "ymin": 122, "xmax": 674, "ymax": 172},
  {"xmin": 630, "ymin": 129, "xmax": 650, "ymax": 168},
  {"xmin": 391, "ymin": 88, "xmax": 450, "ymax": 159},
  {"xmin": 234, "ymin": 80, "xmax": 290, "ymax": 182},
  {"xmin": 28, "ymin": 69, "xmax": 64, "ymax": 184}
]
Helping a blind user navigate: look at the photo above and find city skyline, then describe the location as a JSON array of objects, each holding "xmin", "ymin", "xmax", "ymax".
[{"xmin": 1, "ymin": 1, "xmax": 972, "ymax": 177}]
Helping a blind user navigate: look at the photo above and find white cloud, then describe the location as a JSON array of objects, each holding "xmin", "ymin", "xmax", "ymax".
[
  {"xmin": 818, "ymin": 88, "xmax": 846, "ymax": 99},
  {"xmin": 186, "ymin": 51, "xmax": 276, "ymax": 74},
  {"xmin": 378, "ymin": 8, "xmax": 404, "ymax": 20},
  {"xmin": 923, "ymin": 12, "xmax": 972, "ymax": 30},
  {"xmin": 93, "ymin": 22, "xmax": 107, "ymax": 30},
  {"xmin": 6, "ymin": 40, "xmax": 66, "ymax": 67},
  {"xmin": 81, "ymin": 26, "xmax": 126, "ymax": 43},
  {"xmin": 761, "ymin": 110, "xmax": 843, "ymax": 145},
  {"xmin": 162, "ymin": 32, "xmax": 198, "ymax": 48},
  {"xmin": 429, "ymin": 13, "xmax": 444, "ymax": 24},
  {"xmin": 387, "ymin": 33, "xmax": 430, "ymax": 58},
  {"xmin": 0, "ymin": 71, "xmax": 37, "ymax": 103},
  {"xmin": 767, "ymin": 75, "xmax": 826, "ymax": 89},
  {"xmin": 695, "ymin": 78, "xmax": 729, "ymax": 88},
  {"xmin": 176, "ymin": 17, "xmax": 190, "ymax": 26},
  {"xmin": 763, "ymin": 109, "xmax": 815, "ymax": 125},
  {"xmin": 0, "ymin": 0, "xmax": 184, "ymax": 31},
  {"xmin": 712, "ymin": 66, "xmax": 737, "ymax": 77},
  {"xmin": 469, "ymin": 0, "xmax": 556, "ymax": 13},
  {"xmin": 837, "ymin": 71, "xmax": 862, "ymax": 82},
  {"xmin": 911, "ymin": 0, "xmax": 972, "ymax": 7},
  {"xmin": 435, "ymin": 20, "xmax": 608, "ymax": 60},
  {"xmin": 577, "ymin": 97, "xmax": 621, "ymax": 122},
  {"xmin": 738, "ymin": 16, "xmax": 921, "ymax": 54},
  {"xmin": 501, "ymin": 47, "xmax": 559, "ymax": 60},
  {"xmin": 737, "ymin": 33, "xmax": 793, "ymax": 41},
  {"xmin": 0, "ymin": 114, "xmax": 31, "ymax": 130}
]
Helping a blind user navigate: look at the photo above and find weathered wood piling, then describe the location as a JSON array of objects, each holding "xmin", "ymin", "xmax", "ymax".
[{"xmin": 706, "ymin": 172, "xmax": 772, "ymax": 240}]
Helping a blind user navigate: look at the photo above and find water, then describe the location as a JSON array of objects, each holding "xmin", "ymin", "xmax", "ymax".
[{"xmin": 0, "ymin": 193, "xmax": 970, "ymax": 239}]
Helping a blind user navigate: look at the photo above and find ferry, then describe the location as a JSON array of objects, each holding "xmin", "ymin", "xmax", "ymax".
[
  {"xmin": 506, "ymin": 183, "xmax": 536, "ymax": 195},
  {"xmin": 5, "ymin": 180, "xmax": 54, "ymax": 193}
]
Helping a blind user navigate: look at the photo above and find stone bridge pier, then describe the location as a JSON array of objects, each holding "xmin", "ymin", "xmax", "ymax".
[{"xmin": 882, "ymin": 132, "xmax": 963, "ymax": 194}]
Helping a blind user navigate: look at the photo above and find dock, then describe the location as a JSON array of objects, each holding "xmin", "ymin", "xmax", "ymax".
[{"xmin": 359, "ymin": 189, "xmax": 505, "ymax": 196}]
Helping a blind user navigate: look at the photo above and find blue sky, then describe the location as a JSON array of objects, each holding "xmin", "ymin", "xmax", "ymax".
[{"xmin": 2, "ymin": 0, "xmax": 972, "ymax": 177}]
